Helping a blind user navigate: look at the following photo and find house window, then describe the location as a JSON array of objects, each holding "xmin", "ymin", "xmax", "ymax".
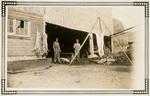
[
  {"xmin": 7, "ymin": 18, "xmax": 14, "ymax": 34},
  {"xmin": 7, "ymin": 18, "xmax": 31, "ymax": 38}
]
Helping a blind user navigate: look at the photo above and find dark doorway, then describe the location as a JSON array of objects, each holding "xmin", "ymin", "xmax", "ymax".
[{"xmin": 45, "ymin": 23, "xmax": 89, "ymax": 60}]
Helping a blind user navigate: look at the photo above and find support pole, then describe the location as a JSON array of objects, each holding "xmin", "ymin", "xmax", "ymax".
[
  {"xmin": 69, "ymin": 18, "xmax": 98, "ymax": 65},
  {"xmin": 114, "ymin": 37, "xmax": 133, "ymax": 64},
  {"xmin": 100, "ymin": 18, "xmax": 133, "ymax": 65}
]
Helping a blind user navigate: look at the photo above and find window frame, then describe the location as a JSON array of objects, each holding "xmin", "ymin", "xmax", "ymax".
[
  {"xmin": 7, "ymin": 18, "xmax": 15, "ymax": 35},
  {"xmin": 7, "ymin": 18, "xmax": 31, "ymax": 38}
]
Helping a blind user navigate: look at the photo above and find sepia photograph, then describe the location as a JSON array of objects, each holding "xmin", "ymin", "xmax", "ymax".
[{"xmin": 1, "ymin": 1, "xmax": 149, "ymax": 95}]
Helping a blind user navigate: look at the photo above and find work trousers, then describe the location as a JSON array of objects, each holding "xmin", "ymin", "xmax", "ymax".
[
  {"xmin": 54, "ymin": 51, "xmax": 60, "ymax": 63},
  {"xmin": 75, "ymin": 51, "xmax": 80, "ymax": 62}
]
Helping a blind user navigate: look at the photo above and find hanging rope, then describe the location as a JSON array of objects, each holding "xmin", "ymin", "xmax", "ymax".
[
  {"xmin": 100, "ymin": 18, "xmax": 112, "ymax": 34},
  {"xmin": 98, "ymin": 17, "xmax": 103, "ymax": 33},
  {"xmin": 69, "ymin": 18, "xmax": 99, "ymax": 65},
  {"xmin": 100, "ymin": 18, "xmax": 134, "ymax": 65}
]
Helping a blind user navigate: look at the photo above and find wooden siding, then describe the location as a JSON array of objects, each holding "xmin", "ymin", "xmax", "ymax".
[{"xmin": 7, "ymin": 9, "xmax": 44, "ymax": 58}]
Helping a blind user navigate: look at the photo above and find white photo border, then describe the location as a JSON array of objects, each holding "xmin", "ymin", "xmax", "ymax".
[{"xmin": 1, "ymin": 1, "xmax": 149, "ymax": 95}]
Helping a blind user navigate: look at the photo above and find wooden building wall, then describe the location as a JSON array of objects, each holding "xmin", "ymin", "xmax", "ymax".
[
  {"xmin": 7, "ymin": 8, "xmax": 44, "ymax": 60},
  {"xmin": 7, "ymin": 7, "xmax": 114, "ymax": 60}
]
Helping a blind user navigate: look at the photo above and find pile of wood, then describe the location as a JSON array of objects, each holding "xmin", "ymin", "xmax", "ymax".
[
  {"xmin": 89, "ymin": 50, "xmax": 132, "ymax": 65},
  {"xmin": 89, "ymin": 56, "xmax": 115, "ymax": 64},
  {"xmin": 112, "ymin": 52, "xmax": 131, "ymax": 65}
]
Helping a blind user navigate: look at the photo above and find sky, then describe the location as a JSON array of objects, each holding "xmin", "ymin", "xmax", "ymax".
[{"xmin": 112, "ymin": 6, "xmax": 145, "ymax": 31}]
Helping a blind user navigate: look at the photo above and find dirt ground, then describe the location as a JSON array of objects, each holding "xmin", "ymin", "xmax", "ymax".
[{"xmin": 7, "ymin": 60, "xmax": 133, "ymax": 89}]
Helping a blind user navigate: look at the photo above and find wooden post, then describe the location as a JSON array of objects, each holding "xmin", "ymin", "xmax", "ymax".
[{"xmin": 69, "ymin": 18, "xmax": 98, "ymax": 65}]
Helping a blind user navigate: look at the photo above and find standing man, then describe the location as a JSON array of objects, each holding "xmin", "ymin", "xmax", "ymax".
[
  {"xmin": 73, "ymin": 39, "xmax": 81, "ymax": 62},
  {"xmin": 53, "ymin": 38, "xmax": 61, "ymax": 63}
]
